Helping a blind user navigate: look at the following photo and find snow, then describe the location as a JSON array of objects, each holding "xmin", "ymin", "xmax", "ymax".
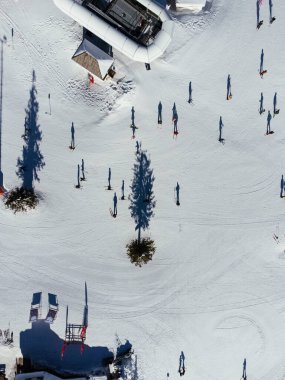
[{"xmin": 1, "ymin": 0, "xmax": 285, "ymax": 379}]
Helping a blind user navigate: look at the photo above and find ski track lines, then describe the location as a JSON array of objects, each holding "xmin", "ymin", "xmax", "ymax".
[{"xmin": 0, "ymin": 5, "xmax": 72, "ymax": 100}]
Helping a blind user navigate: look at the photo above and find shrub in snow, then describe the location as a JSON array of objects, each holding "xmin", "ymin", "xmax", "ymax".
[
  {"xmin": 5, "ymin": 187, "xmax": 38, "ymax": 213},
  {"xmin": 126, "ymin": 237, "xmax": 155, "ymax": 267}
]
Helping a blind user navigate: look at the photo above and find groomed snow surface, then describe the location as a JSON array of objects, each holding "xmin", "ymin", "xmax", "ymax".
[{"xmin": 1, "ymin": 0, "xmax": 285, "ymax": 379}]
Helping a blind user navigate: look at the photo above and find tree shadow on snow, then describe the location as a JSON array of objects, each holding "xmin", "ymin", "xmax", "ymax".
[
  {"xmin": 17, "ymin": 70, "xmax": 45, "ymax": 190},
  {"xmin": 129, "ymin": 147, "xmax": 156, "ymax": 242}
]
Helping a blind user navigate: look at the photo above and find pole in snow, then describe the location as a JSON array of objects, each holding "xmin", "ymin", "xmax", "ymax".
[
  {"xmin": 0, "ymin": 35, "xmax": 7, "ymax": 194},
  {"xmin": 75, "ymin": 164, "xmax": 81, "ymax": 188}
]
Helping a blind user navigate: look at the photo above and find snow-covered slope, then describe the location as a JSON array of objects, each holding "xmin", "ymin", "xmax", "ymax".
[{"xmin": 1, "ymin": 0, "xmax": 285, "ymax": 379}]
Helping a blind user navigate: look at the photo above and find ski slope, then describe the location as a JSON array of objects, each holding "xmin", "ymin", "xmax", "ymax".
[{"xmin": 1, "ymin": 0, "xmax": 285, "ymax": 379}]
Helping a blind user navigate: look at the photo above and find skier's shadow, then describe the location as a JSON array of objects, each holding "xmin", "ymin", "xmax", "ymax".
[
  {"xmin": 256, "ymin": 0, "xmax": 260, "ymax": 25},
  {"xmin": 178, "ymin": 351, "xmax": 185, "ymax": 376}
]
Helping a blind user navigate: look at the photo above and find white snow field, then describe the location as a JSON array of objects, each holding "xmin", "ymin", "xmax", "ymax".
[{"xmin": 1, "ymin": 0, "xmax": 285, "ymax": 379}]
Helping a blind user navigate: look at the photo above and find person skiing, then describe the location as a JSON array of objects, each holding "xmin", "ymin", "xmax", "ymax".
[
  {"xmin": 266, "ymin": 110, "xmax": 272, "ymax": 134},
  {"xmin": 259, "ymin": 92, "xmax": 265, "ymax": 114},
  {"xmin": 226, "ymin": 74, "xmax": 232, "ymax": 100},
  {"xmin": 158, "ymin": 101, "xmax": 162, "ymax": 124}
]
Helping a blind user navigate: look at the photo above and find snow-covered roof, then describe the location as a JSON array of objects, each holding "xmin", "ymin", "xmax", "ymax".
[
  {"xmin": 53, "ymin": 0, "xmax": 174, "ymax": 63},
  {"xmin": 73, "ymin": 38, "xmax": 114, "ymax": 78}
]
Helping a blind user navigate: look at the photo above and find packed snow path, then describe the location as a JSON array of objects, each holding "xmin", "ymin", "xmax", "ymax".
[{"xmin": 1, "ymin": 0, "xmax": 285, "ymax": 379}]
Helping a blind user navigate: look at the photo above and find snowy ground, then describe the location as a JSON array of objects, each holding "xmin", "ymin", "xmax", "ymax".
[{"xmin": 1, "ymin": 0, "xmax": 285, "ymax": 379}]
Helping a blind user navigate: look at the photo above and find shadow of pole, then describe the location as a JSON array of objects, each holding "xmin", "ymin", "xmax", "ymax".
[{"xmin": 0, "ymin": 35, "xmax": 7, "ymax": 190}]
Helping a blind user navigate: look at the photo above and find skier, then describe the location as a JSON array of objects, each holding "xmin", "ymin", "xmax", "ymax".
[
  {"xmin": 113, "ymin": 192, "xmax": 118, "ymax": 216},
  {"xmin": 158, "ymin": 101, "xmax": 162, "ymax": 124},
  {"xmin": 266, "ymin": 110, "xmax": 272, "ymax": 134},
  {"xmin": 280, "ymin": 175, "xmax": 284, "ymax": 198},
  {"xmin": 226, "ymin": 74, "xmax": 232, "ymax": 100},
  {"xmin": 70, "ymin": 122, "xmax": 75, "ymax": 149},
  {"xmin": 175, "ymin": 182, "xmax": 180, "ymax": 205},
  {"xmin": 259, "ymin": 92, "xmax": 265, "ymax": 114},
  {"xmin": 219, "ymin": 116, "xmax": 224, "ymax": 142},
  {"xmin": 188, "ymin": 81, "xmax": 193, "ymax": 103},
  {"xmin": 269, "ymin": 0, "xmax": 273, "ymax": 22},
  {"xmin": 259, "ymin": 49, "xmax": 264, "ymax": 76},
  {"xmin": 108, "ymin": 168, "xmax": 111, "ymax": 190}
]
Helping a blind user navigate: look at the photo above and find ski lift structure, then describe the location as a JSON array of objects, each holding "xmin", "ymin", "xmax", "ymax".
[
  {"xmin": 61, "ymin": 282, "xmax": 88, "ymax": 357},
  {"xmin": 29, "ymin": 292, "xmax": 59, "ymax": 324}
]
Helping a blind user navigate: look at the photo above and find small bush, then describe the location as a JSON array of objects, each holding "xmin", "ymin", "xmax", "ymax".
[
  {"xmin": 5, "ymin": 187, "xmax": 39, "ymax": 213},
  {"xmin": 126, "ymin": 238, "xmax": 156, "ymax": 267}
]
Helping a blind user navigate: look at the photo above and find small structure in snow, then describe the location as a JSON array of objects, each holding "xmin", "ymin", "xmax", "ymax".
[
  {"xmin": 15, "ymin": 371, "xmax": 86, "ymax": 380},
  {"xmin": 169, "ymin": 0, "xmax": 212, "ymax": 13},
  {"xmin": 72, "ymin": 38, "xmax": 115, "ymax": 81}
]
